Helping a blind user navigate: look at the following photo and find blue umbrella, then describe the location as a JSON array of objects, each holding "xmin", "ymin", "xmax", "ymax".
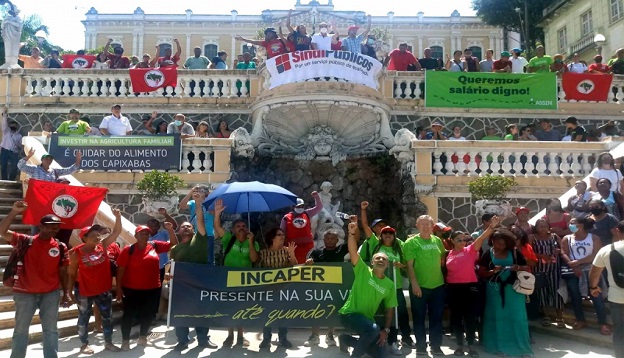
[{"xmin": 203, "ymin": 181, "xmax": 298, "ymax": 221}]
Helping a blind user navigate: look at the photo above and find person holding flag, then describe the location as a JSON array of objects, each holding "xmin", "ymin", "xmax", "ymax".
[{"xmin": 338, "ymin": 216, "xmax": 398, "ymax": 358}]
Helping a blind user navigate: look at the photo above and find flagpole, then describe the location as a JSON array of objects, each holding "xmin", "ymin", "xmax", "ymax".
[{"xmin": 392, "ymin": 261, "xmax": 398, "ymax": 329}]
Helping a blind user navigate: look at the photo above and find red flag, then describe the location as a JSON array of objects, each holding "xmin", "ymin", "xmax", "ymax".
[
  {"xmin": 61, "ymin": 55, "xmax": 97, "ymax": 69},
  {"xmin": 22, "ymin": 179, "xmax": 108, "ymax": 229},
  {"xmin": 129, "ymin": 67, "xmax": 178, "ymax": 92},
  {"xmin": 562, "ymin": 72, "xmax": 613, "ymax": 102}
]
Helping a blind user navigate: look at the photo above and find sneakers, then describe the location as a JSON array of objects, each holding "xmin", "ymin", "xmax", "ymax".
[
  {"xmin": 338, "ymin": 333, "xmax": 350, "ymax": 354},
  {"xmin": 401, "ymin": 337, "xmax": 415, "ymax": 348},
  {"xmin": 431, "ymin": 346, "xmax": 445, "ymax": 356},
  {"xmin": 279, "ymin": 338, "xmax": 293, "ymax": 349},
  {"xmin": 390, "ymin": 342, "xmax": 402, "ymax": 355},
  {"xmin": 325, "ymin": 333, "xmax": 337, "ymax": 346},
  {"xmin": 80, "ymin": 344, "xmax": 94, "ymax": 355},
  {"xmin": 223, "ymin": 335, "xmax": 234, "ymax": 347},
  {"xmin": 120, "ymin": 341, "xmax": 130, "ymax": 351},
  {"xmin": 174, "ymin": 342, "xmax": 189, "ymax": 352},
  {"xmin": 304, "ymin": 334, "xmax": 320, "ymax": 347},
  {"xmin": 104, "ymin": 343, "xmax": 122, "ymax": 352},
  {"xmin": 259, "ymin": 339, "xmax": 271, "ymax": 349},
  {"xmin": 198, "ymin": 337, "xmax": 218, "ymax": 349}
]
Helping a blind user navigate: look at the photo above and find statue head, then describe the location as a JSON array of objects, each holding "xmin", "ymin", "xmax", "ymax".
[
  {"xmin": 320, "ymin": 181, "xmax": 333, "ymax": 193},
  {"xmin": 308, "ymin": 126, "xmax": 335, "ymax": 157}
]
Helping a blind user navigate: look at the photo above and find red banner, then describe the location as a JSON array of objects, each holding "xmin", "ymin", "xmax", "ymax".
[
  {"xmin": 22, "ymin": 179, "xmax": 108, "ymax": 229},
  {"xmin": 61, "ymin": 55, "xmax": 97, "ymax": 69},
  {"xmin": 562, "ymin": 72, "xmax": 613, "ymax": 102},
  {"xmin": 129, "ymin": 67, "xmax": 178, "ymax": 92}
]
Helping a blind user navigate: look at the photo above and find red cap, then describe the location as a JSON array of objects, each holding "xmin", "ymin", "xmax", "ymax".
[
  {"xmin": 515, "ymin": 207, "xmax": 530, "ymax": 215},
  {"xmin": 348, "ymin": 25, "xmax": 359, "ymax": 31},
  {"xmin": 79, "ymin": 226, "xmax": 93, "ymax": 239},
  {"xmin": 135, "ymin": 225, "xmax": 151, "ymax": 235},
  {"xmin": 433, "ymin": 223, "xmax": 452, "ymax": 232},
  {"xmin": 380, "ymin": 226, "xmax": 396, "ymax": 234}
]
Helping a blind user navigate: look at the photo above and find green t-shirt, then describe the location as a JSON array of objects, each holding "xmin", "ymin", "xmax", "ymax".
[
  {"xmin": 236, "ymin": 62, "xmax": 256, "ymax": 69},
  {"xmin": 403, "ymin": 234, "xmax": 445, "ymax": 289},
  {"xmin": 220, "ymin": 232, "xmax": 259, "ymax": 268},
  {"xmin": 504, "ymin": 134, "xmax": 514, "ymax": 140},
  {"xmin": 56, "ymin": 120, "xmax": 90, "ymax": 135},
  {"xmin": 339, "ymin": 258, "xmax": 398, "ymax": 320},
  {"xmin": 528, "ymin": 55, "xmax": 553, "ymax": 73},
  {"xmin": 360, "ymin": 233, "xmax": 405, "ymax": 288},
  {"xmin": 170, "ymin": 232, "xmax": 209, "ymax": 264},
  {"xmin": 481, "ymin": 135, "xmax": 501, "ymax": 140}
]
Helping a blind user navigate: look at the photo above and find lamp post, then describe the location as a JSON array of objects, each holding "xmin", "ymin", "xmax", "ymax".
[
  {"xmin": 514, "ymin": 1, "xmax": 530, "ymax": 53},
  {"xmin": 594, "ymin": 33, "xmax": 606, "ymax": 56}
]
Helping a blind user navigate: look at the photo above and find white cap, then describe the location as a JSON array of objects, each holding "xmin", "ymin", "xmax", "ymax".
[{"xmin": 296, "ymin": 198, "xmax": 305, "ymax": 206}]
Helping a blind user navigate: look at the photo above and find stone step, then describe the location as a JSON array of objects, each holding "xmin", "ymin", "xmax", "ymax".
[
  {"xmin": 0, "ymin": 197, "xmax": 20, "ymax": 203},
  {"xmin": 0, "ymin": 206, "xmax": 16, "ymax": 215},
  {"xmin": 0, "ymin": 180, "xmax": 22, "ymax": 189},
  {"xmin": 0, "ymin": 309, "xmax": 123, "ymax": 351},
  {"xmin": 0, "ymin": 245, "xmax": 12, "ymax": 257},
  {"xmin": 530, "ymin": 321, "xmax": 612, "ymax": 349},
  {"xmin": 0, "ymin": 188, "xmax": 22, "ymax": 196},
  {"xmin": 0, "ymin": 296, "xmax": 13, "ymax": 313}
]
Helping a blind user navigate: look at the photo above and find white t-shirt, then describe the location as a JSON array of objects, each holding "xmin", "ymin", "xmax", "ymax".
[
  {"xmin": 449, "ymin": 136, "xmax": 466, "ymax": 141},
  {"xmin": 511, "ymin": 57, "xmax": 529, "ymax": 73},
  {"xmin": 568, "ymin": 62, "xmax": 588, "ymax": 74},
  {"xmin": 590, "ymin": 168, "xmax": 623, "ymax": 193},
  {"xmin": 311, "ymin": 34, "xmax": 332, "ymax": 51},
  {"xmin": 99, "ymin": 114, "xmax": 132, "ymax": 136},
  {"xmin": 593, "ymin": 240, "xmax": 624, "ymax": 304}
]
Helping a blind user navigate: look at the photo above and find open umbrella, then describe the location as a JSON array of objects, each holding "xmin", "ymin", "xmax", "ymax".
[{"xmin": 202, "ymin": 181, "xmax": 298, "ymax": 226}]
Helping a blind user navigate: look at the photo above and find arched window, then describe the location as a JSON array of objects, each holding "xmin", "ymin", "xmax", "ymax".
[
  {"xmin": 242, "ymin": 44, "xmax": 256, "ymax": 58},
  {"xmin": 158, "ymin": 43, "xmax": 172, "ymax": 57},
  {"xmin": 430, "ymin": 45, "xmax": 443, "ymax": 59},
  {"xmin": 204, "ymin": 44, "xmax": 218, "ymax": 59},
  {"xmin": 469, "ymin": 46, "xmax": 482, "ymax": 61}
]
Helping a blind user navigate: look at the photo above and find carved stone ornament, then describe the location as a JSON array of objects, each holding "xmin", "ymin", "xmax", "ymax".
[
  {"xmin": 229, "ymin": 127, "xmax": 255, "ymax": 158},
  {"xmin": 389, "ymin": 128, "xmax": 416, "ymax": 173}
]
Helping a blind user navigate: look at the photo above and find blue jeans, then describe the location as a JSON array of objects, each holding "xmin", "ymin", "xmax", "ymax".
[
  {"xmin": 175, "ymin": 326, "xmax": 210, "ymax": 345},
  {"xmin": 0, "ymin": 148, "xmax": 19, "ymax": 181},
  {"xmin": 386, "ymin": 289, "xmax": 411, "ymax": 344},
  {"xmin": 409, "ymin": 285, "xmax": 445, "ymax": 350},
  {"xmin": 340, "ymin": 313, "xmax": 386, "ymax": 358},
  {"xmin": 12, "ymin": 290, "xmax": 60, "ymax": 358},
  {"xmin": 565, "ymin": 275, "xmax": 607, "ymax": 324},
  {"xmin": 75, "ymin": 287, "xmax": 113, "ymax": 344},
  {"xmin": 612, "ymin": 303, "xmax": 624, "ymax": 358}
]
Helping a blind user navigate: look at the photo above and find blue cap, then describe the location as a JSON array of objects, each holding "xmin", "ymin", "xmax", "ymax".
[
  {"xmin": 371, "ymin": 219, "xmax": 387, "ymax": 228},
  {"xmin": 512, "ymin": 48, "xmax": 522, "ymax": 53}
]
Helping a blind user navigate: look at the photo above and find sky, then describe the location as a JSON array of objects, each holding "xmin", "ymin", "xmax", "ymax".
[{"xmin": 8, "ymin": 0, "xmax": 476, "ymax": 51}]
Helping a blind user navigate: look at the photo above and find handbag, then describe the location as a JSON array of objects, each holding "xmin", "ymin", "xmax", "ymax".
[{"xmin": 511, "ymin": 249, "xmax": 535, "ymax": 295}]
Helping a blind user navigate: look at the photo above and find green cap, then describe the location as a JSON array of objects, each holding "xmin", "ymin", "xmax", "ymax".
[
  {"xmin": 69, "ymin": 108, "xmax": 79, "ymax": 114},
  {"xmin": 501, "ymin": 51, "xmax": 511, "ymax": 57}
]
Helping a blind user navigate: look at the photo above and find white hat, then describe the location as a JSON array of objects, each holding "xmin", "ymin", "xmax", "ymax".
[{"xmin": 296, "ymin": 198, "xmax": 305, "ymax": 206}]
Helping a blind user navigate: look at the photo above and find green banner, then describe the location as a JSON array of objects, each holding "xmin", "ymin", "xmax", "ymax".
[{"xmin": 425, "ymin": 72, "xmax": 558, "ymax": 110}]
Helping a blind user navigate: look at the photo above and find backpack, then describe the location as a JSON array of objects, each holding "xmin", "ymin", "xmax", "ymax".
[
  {"xmin": 222, "ymin": 236, "xmax": 237, "ymax": 263},
  {"xmin": 3, "ymin": 237, "xmax": 64, "ymax": 288},
  {"xmin": 511, "ymin": 249, "xmax": 535, "ymax": 295},
  {"xmin": 609, "ymin": 243, "xmax": 624, "ymax": 288}
]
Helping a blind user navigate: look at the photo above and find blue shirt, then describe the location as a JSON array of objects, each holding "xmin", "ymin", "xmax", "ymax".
[
  {"xmin": 188, "ymin": 200, "xmax": 215, "ymax": 237},
  {"xmin": 149, "ymin": 230, "xmax": 170, "ymax": 269},
  {"xmin": 341, "ymin": 35, "xmax": 365, "ymax": 54}
]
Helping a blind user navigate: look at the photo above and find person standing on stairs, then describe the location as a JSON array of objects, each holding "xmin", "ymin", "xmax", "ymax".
[
  {"xmin": 1, "ymin": 107, "xmax": 22, "ymax": 181},
  {"xmin": 0, "ymin": 201, "xmax": 70, "ymax": 358}
]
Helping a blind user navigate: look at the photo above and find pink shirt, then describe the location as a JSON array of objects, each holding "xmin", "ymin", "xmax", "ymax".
[{"xmin": 445, "ymin": 244, "xmax": 479, "ymax": 284}]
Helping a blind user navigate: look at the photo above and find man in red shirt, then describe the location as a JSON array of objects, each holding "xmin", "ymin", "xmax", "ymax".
[
  {"xmin": 103, "ymin": 38, "xmax": 130, "ymax": 69},
  {"xmin": 493, "ymin": 51, "xmax": 513, "ymax": 73},
  {"xmin": 151, "ymin": 38, "xmax": 182, "ymax": 68},
  {"xmin": 235, "ymin": 28, "xmax": 286, "ymax": 59},
  {"xmin": 384, "ymin": 43, "xmax": 421, "ymax": 71},
  {"xmin": 588, "ymin": 55, "xmax": 610, "ymax": 73},
  {"xmin": 0, "ymin": 201, "xmax": 70, "ymax": 358}
]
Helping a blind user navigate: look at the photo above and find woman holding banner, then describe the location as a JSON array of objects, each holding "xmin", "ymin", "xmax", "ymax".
[{"xmin": 258, "ymin": 228, "xmax": 298, "ymax": 349}]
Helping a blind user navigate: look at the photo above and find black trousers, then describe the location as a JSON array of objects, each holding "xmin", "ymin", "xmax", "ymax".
[
  {"xmin": 121, "ymin": 287, "xmax": 160, "ymax": 340},
  {"xmin": 447, "ymin": 283, "xmax": 479, "ymax": 346}
]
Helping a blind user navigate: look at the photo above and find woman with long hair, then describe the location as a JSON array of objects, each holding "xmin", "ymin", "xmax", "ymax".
[
  {"xmin": 589, "ymin": 152, "xmax": 624, "ymax": 193},
  {"xmin": 543, "ymin": 198, "xmax": 572, "ymax": 237},
  {"xmin": 592, "ymin": 178, "xmax": 624, "ymax": 220},
  {"xmin": 445, "ymin": 216, "xmax": 499, "ymax": 357},
  {"xmin": 504, "ymin": 124, "xmax": 519, "ymax": 140},
  {"xmin": 92, "ymin": 52, "xmax": 110, "ymax": 69},
  {"xmin": 478, "ymin": 229, "xmax": 532, "ymax": 358},
  {"xmin": 195, "ymin": 121, "xmax": 212, "ymax": 138},
  {"xmin": 258, "ymin": 228, "xmax": 298, "ymax": 349},
  {"xmin": 214, "ymin": 120, "xmax": 231, "ymax": 138}
]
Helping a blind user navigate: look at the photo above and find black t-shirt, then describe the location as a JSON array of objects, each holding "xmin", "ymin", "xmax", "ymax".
[
  {"xmin": 418, "ymin": 57, "xmax": 442, "ymax": 70},
  {"xmin": 611, "ymin": 59, "xmax": 624, "ymax": 75},
  {"xmin": 570, "ymin": 125, "xmax": 587, "ymax": 142},
  {"xmin": 292, "ymin": 32, "xmax": 311, "ymax": 51},
  {"xmin": 590, "ymin": 214, "xmax": 619, "ymax": 246},
  {"xmin": 308, "ymin": 244, "xmax": 349, "ymax": 263}
]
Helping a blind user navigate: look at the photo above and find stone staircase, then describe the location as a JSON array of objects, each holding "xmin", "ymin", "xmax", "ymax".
[{"xmin": 0, "ymin": 180, "xmax": 121, "ymax": 351}]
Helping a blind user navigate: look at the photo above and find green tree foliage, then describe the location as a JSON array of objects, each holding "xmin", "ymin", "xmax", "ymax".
[{"xmin": 472, "ymin": 0, "xmax": 556, "ymax": 54}]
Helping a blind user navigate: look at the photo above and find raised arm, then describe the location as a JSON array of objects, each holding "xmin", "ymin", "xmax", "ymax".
[
  {"xmin": 347, "ymin": 215, "xmax": 360, "ymax": 266},
  {"xmin": 234, "ymin": 35, "xmax": 264, "ymax": 47},
  {"xmin": 173, "ymin": 38, "xmax": 182, "ymax": 58},
  {"xmin": 248, "ymin": 232, "xmax": 259, "ymax": 263},
  {"xmin": 278, "ymin": 25, "xmax": 288, "ymax": 42},
  {"xmin": 213, "ymin": 198, "xmax": 226, "ymax": 238},
  {"xmin": 149, "ymin": 46, "xmax": 159, "ymax": 67},
  {"xmin": 360, "ymin": 15, "xmax": 372, "ymax": 39},
  {"xmin": 192, "ymin": 191, "xmax": 206, "ymax": 236},
  {"xmin": 17, "ymin": 148, "xmax": 39, "ymax": 175},
  {"xmin": 360, "ymin": 201, "xmax": 373, "ymax": 238},
  {"xmin": 158, "ymin": 207, "xmax": 178, "ymax": 231},
  {"xmin": 1, "ymin": 107, "xmax": 8, "ymax": 132},
  {"xmin": 103, "ymin": 38, "xmax": 113, "ymax": 55},
  {"xmin": 102, "ymin": 208, "xmax": 122, "ymax": 249},
  {"xmin": 163, "ymin": 221, "xmax": 178, "ymax": 247},
  {"xmin": 305, "ymin": 191, "xmax": 324, "ymax": 217},
  {"xmin": 472, "ymin": 216, "xmax": 500, "ymax": 252},
  {"xmin": 179, "ymin": 187, "xmax": 195, "ymax": 211},
  {"xmin": 0, "ymin": 201, "xmax": 27, "ymax": 245},
  {"xmin": 286, "ymin": 10, "xmax": 295, "ymax": 34}
]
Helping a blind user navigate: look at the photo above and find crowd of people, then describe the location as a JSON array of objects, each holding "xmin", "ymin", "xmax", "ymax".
[{"xmin": 1, "ymin": 171, "xmax": 623, "ymax": 358}]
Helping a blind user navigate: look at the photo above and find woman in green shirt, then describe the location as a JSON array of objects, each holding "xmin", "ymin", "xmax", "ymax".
[{"xmin": 504, "ymin": 124, "xmax": 518, "ymax": 140}]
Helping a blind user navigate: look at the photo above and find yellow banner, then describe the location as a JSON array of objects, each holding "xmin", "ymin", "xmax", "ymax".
[{"xmin": 226, "ymin": 266, "xmax": 343, "ymax": 288}]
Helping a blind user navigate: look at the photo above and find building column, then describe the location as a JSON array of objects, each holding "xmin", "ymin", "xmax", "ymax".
[
  {"xmin": 132, "ymin": 32, "xmax": 139, "ymax": 56},
  {"xmin": 417, "ymin": 36, "xmax": 423, "ymax": 56},
  {"xmin": 231, "ymin": 36, "xmax": 236, "ymax": 67},
  {"xmin": 456, "ymin": 36, "xmax": 462, "ymax": 51},
  {"xmin": 489, "ymin": 36, "xmax": 494, "ymax": 52},
  {"xmin": 186, "ymin": 34, "xmax": 192, "ymax": 59},
  {"xmin": 138, "ymin": 34, "xmax": 144, "ymax": 57}
]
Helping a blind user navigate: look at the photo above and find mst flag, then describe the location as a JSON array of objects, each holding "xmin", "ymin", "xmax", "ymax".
[
  {"xmin": 61, "ymin": 55, "xmax": 97, "ymax": 69},
  {"xmin": 22, "ymin": 179, "xmax": 108, "ymax": 229},
  {"xmin": 562, "ymin": 72, "xmax": 613, "ymax": 102},
  {"xmin": 129, "ymin": 67, "xmax": 178, "ymax": 92}
]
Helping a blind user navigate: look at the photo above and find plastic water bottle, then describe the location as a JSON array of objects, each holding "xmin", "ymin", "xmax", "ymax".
[{"xmin": 336, "ymin": 212, "xmax": 351, "ymax": 220}]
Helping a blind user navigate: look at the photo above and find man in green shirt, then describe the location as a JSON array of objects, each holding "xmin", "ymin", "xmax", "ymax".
[
  {"xmin": 56, "ymin": 109, "xmax": 91, "ymax": 136},
  {"xmin": 170, "ymin": 191, "xmax": 218, "ymax": 351},
  {"xmin": 404, "ymin": 215, "xmax": 446, "ymax": 356},
  {"xmin": 183, "ymin": 47, "xmax": 210, "ymax": 70},
  {"xmin": 481, "ymin": 127, "xmax": 501, "ymax": 140},
  {"xmin": 608, "ymin": 48, "xmax": 624, "ymax": 74},
  {"xmin": 338, "ymin": 216, "xmax": 397, "ymax": 358},
  {"xmin": 527, "ymin": 45, "xmax": 553, "ymax": 73},
  {"xmin": 213, "ymin": 199, "xmax": 259, "ymax": 347}
]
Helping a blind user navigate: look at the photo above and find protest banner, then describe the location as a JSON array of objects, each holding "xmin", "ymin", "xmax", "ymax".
[
  {"xmin": 425, "ymin": 72, "xmax": 558, "ymax": 110},
  {"xmin": 61, "ymin": 55, "xmax": 97, "ymax": 69},
  {"xmin": 169, "ymin": 262, "xmax": 355, "ymax": 327},
  {"xmin": 129, "ymin": 67, "xmax": 178, "ymax": 92},
  {"xmin": 266, "ymin": 50, "xmax": 382, "ymax": 90},
  {"xmin": 48, "ymin": 134, "xmax": 182, "ymax": 171},
  {"xmin": 562, "ymin": 72, "xmax": 613, "ymax": 102}
]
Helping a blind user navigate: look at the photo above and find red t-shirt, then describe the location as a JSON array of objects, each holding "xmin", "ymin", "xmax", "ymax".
[
  {"xmin": 588, "ymin": 63, "xmax": 610, "ymax": 73},
  {"xmin": 11, "ymin": 233, "xmax": 69, "ymax": 294},
  {"xmin": 107, "ymin": 242, "xmax": 121, "ymax": 262},
  {"xmin": 519, "ymin": 244, "xmax": 537, "ymax": 272},
  {"xmin": 117, "ymin": 241, "xmax": 170, "ymax": 290},
  {"xmin": 73, "ymin": 243, "xmax": 112, "ymax": 297},
  {"xmin": 284, "ymin": 40, "xmax": 296, "ymax": 53},
  {"xmin": 387, "ymin": 50, "xmax": 417, "ymax": 71},
  {"xmin": 262, "ymin": 40, "xmax": 287, "ymax": 59},
  {"xmin": 445, "ymin": 244, "xmax": 480, "ymax": 284},
  {"xmin": 493, "ymin": 59, "xmax": 512, "ymax": 71},
  {"xmin": 106, "ymin": 53, "xmax": 130, "ymax": 69},
  {"xmin": 157, "ymin": 55, "xmax": 180, "ymax": 68},
  {"xmin": 331, "ymin": 41, "xmax": 342, "ymax": 51}
]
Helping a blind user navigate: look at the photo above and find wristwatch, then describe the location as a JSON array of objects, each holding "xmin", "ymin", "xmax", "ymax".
[{"xmin": 384, "ymin": 328, "xmax": 390, "ymax": 334}]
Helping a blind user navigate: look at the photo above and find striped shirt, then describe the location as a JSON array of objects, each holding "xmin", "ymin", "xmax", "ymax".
[
  {"xmin": 17, "ymin": 159, "xmax": 78, "ymax": 182},
  {"xmin": 341, "ymin": 35, "xmax": 365, "ymax": 54},
  {"xmin": 259, "ymin": 248, "xmax": 292, "ymax": 269}
]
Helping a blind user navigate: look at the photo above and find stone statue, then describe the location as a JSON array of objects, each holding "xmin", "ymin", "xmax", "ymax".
[
  {"xmin": 318, "ymin": 181, "xmax": 343, "ymax": 226},
  {"xmin": 389, "ymin": 128, "xmax": 417, "ymax": 173},
  {"xmin": 230, "ymin": 127, "xmax": 255, "ymax": 158},
  {"xmin": 0, "ymin": 1, "xmax": 23, "ymax": 69}
]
